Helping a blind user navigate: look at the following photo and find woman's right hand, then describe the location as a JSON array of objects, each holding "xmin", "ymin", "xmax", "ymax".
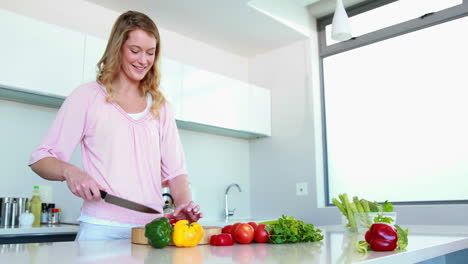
[{"xmin": 63, "ymin": 166, "xmax": 102, "ymax": 201}]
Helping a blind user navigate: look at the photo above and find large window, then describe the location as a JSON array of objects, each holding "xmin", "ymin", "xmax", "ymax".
[{"xmin": 318, "ymin": 0, "xmax": 468, "ymax": 204}]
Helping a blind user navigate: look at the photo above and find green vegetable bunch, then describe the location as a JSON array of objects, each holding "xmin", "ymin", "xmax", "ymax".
[
  {"xmin": 332, "ymin": 193, "xmax": 395, "ymax": 231},
  {"xmin": 261, "ymin": 215, "xmax": 324, "ymax": 244}
]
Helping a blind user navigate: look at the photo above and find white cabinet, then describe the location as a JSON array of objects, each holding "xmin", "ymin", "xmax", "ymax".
[
  {"xmin": 0, "ymin": 9, "xmax": 84, "ymax": 97},
  {"xmin": 160, "ymin": 57, "xmax": 183, "ymax": 120},
  {"xmin": 0, "ymin": 9, "xmax": 271, "ymax": 138},
  {"xmin": 83, "ymin": 35, "xmax": 107, "ymax": 84},
  {"xmin": 248, "ymin": 85, "xmax": 271, "ymax": 136},
  {"xmin": 181, "ymin": 65, "xmax": 249, "ymax": 131}
]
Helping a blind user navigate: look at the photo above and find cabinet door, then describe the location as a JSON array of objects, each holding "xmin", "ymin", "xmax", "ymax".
[
  {"xmin": 0, "ymin": 9, "xmax": 84, "ymax": 97},
  {"xmin": 160, "ymin": 57, "xmax": 183, "ymax": 120},
  {"xmin": 248, "ymin": 84, "xmax": 271, "ymax": 136},
  {"xmin": 83, "ymin": 35, "xmax": 107, "ymax": 84},
  {"xmin": 181, "ymin": 65, "xmax": 249, "ymax": 131}
]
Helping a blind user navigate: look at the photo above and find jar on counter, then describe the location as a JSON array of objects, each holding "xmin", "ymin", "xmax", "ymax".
[{"xmin": 49, "ymin": 208, "xmax": 60, "ymax": 225}]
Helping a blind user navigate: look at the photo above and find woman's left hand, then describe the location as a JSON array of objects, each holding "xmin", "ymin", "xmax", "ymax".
[{"xmin": 165, "ymin": 201, "xmax": 203, "ymax": 223}]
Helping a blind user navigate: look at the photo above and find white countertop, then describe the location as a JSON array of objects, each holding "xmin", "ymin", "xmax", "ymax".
[
  {"xmin": 0, "ymin": 224, "xmax": 79, "ymax": 236},
  {"xmin": 1, "ymin": 225, "xmax": 468, "ymax": 264}
]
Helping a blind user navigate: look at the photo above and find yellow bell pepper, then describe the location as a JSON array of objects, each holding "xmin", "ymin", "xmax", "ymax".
[{"xmin": 172, "ymin": 220, "xmax": 204, "ymax": 247}]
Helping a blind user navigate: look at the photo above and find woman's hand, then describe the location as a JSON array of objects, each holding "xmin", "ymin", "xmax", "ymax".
[
  {"xmin": 63, "ymin": 166, "xmax": 102, "ymax": 201},
  {"xmin": 165, "ymin": 201, "xmax": 203, "ymax": 223}
]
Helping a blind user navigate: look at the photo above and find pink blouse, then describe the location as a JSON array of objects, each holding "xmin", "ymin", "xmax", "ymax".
[{"xmin": 29, "ymin": 82, "xmax": 187, "ymax": 225}]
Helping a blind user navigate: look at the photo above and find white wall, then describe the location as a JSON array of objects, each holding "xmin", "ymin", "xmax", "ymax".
[
  {"xmin": 248, "ymin": 16, "xmax": 468, "ymax": 226},
  {"xmin": 248, "ymin": 38, "xmax": 329, "ymax": 222},
  {"xmin": 0, "ymin": 0, "xmax": 252, "ymax": 223}
]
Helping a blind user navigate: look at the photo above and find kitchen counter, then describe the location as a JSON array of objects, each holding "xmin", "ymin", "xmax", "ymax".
[
  {"xmin": 1, "ymin": 225, "xmax": 468, "ymax": 264},
  {"xmin": 0, "ymin": 224, "xmax": 79, "ymax": 244},
  {"xmin": 0, "ymin": 224, "xmax": 79, "ymax": 236}
]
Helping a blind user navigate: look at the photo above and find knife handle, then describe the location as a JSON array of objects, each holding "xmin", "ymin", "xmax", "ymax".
[
  {"xmin": 90, "ymin": 190, "xmax": 107, "ymax": 199},
  {"xmin": 99, "ymin": 190, "xmax": 107, "ymax": 199}
]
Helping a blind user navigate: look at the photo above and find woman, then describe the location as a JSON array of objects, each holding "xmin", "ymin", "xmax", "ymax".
[{"xmin": 29, "ymin": 11, "xmax": 202, "ymax": 240}]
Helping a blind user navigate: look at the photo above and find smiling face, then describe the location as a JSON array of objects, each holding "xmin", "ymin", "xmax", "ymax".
[{"xmin": 120, "ymin": 29, "xmax": 157, "ymax": 84}]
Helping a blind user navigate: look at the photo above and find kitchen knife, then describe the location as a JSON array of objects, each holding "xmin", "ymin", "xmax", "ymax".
[{"xmin": 99, "ymin": 190, "xmax": 160, "ymax": 214}]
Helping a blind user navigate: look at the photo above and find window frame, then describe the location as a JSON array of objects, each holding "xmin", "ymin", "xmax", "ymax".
[{"xmin": 317, "ymin": 0, "xmax": 468, "ymax": 206}]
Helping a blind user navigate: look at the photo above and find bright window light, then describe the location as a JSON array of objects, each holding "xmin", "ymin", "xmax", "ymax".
[{"xmin": 324, "ymin": 15, "xmax": 468, "ymax": 203}]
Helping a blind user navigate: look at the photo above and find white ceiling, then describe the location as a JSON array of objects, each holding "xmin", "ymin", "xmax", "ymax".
[{"xmin": 85, "ymin": 0, "xmax": 365, "ymax": 57}]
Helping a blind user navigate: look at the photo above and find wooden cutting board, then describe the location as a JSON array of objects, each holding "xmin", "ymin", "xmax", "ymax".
[{"xmin": 131, "ymin": 226, "xmax": 221, "ymax": 245}]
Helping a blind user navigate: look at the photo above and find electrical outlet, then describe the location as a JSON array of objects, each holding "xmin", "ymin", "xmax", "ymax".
[{"xmin": 296, "ymin": 182, "xmax": 308, "ymax": 196}]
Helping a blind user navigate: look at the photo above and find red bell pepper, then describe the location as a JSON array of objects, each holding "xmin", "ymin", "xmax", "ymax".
[
  {"xmin": 365, "ymin": 223, "xmax": 398, "ymax": 251},
  {"xmin": 210, "ymin": 233, "xmax": 234, "ymax": 246}
]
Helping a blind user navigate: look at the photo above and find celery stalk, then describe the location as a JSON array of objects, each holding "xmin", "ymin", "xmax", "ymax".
[
  {"xmin": 360, "ymin": 199, "xmax": 371, "ymax": 213},
  {"xmin": 332, "ymin": 198, "xmax": 347, "ymax": 217},
  {"xmin": 353, "ymin": 196, "xmax": 365, "ymax": 213},
  {"xmin": 342, "ymin": 193, "xmax": 357, "ymax": 230}
]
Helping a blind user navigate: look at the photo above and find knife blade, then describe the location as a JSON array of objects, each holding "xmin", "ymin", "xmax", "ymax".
[{"xmin": 99, "ymin": 190, "xmax": 160, "ymax": 214}]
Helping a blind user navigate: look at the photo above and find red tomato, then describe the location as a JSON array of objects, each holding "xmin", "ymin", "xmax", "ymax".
[
  {"xmin": 169, "ymin": 219, "xmax": 179, "ymax": 227},
  {"xmin": 230, "ymin": 223, "xmax": 242, "ymax": 237},
  {"xmin": 248, "ymin": 222, "xmax": 258, "ymax": 230},
  {"xmin": 233, "ymin": 223, "xmax": 254, "ymax": 244},
  {"xmin": 222, "ymin": 225, "xmax": 233, "ymax": 234},
  {"xmin": 254, "ymin": 224, "xmax": 269, "ymax": 243}
]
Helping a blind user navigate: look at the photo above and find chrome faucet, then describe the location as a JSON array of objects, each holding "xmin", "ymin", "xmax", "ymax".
[{"xmin": 225, "ymin": 183, "xmax": 242, "ymax": 222}]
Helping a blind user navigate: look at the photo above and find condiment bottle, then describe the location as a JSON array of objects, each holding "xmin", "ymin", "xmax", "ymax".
[
  {"xmin": 50, "ymin": 208, "xmax": 60, "ymax": 224},
  {"xmin": 30, "ymin": 186, "xmax": 42, "ymax": 227},
  {"xmin": 41, "ymin": 203, "xmax": 48, "ymax": 224}
]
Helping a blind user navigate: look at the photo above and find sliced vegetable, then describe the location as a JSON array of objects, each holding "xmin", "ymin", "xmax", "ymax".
[
  {"xmin": 210, "ymin": 233, "xmax": 234, "ymax": 246},
  {"xmin": 172, "ymin": 220, "xmax": 204, "ymax": 247}
]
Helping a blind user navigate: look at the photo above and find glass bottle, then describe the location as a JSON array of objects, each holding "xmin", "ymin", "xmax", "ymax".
[
  {"xmin": 30, "ymin": 186, "xmax": 42, "ymax": 227},
  {"xmin": 41, "ymin": 203, "xmax": 48, "ymax": 224}
]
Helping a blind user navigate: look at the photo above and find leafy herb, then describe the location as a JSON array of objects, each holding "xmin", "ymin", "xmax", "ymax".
[
  {"xmin": 261, "ymin": 215, "xmax": 324, "ymax": 244},
  {"xmin": 373, "ymin": 214, "xmax": 394, "ymax": 224},
  {"xmin": 356, "ymin": 240, "xmax": 369, "ymax": 253},
  {"xmin": 382, "ymin": 200, "xmax": 394, "ymax": 212},
  {"xmin": 395, "ymin": 225, "xmax": 409, "ymax": 250}
]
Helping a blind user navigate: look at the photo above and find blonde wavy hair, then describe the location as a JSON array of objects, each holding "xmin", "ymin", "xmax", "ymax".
[{"xmin": 97, "ymin": 11, "xmax": 165, "ymax": 118}]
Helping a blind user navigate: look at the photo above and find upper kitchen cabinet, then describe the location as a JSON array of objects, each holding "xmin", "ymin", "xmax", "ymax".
[
  {"xmin": 0, "ymin": 9, "xmax": 271, "ymax": 139},
  {"xmin": 248, "ymin": 85, "xmax": 271, "ymax": 136},
  {"xmin": 160, "ymin": 57, "xmax": 183, "ymax": 120},
  {"xmin": 0, "ymin": 9, "xmax": 84, "ymax": 97},
  {"xmin": 181, "ymin": 65, "xmax": 250, "ymax": 132},
  {"xmin": 82, "ymin": 35, "xmax": 107, "ymax": 84}
]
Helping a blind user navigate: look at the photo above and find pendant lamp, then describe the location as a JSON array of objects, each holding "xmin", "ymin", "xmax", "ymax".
[{"xmin": 332, "ymin": 0, "xmax": 352, "ymax": 41}]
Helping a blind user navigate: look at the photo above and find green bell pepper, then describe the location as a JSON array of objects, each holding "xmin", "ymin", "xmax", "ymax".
[{"xmin": 144, "ymin": 217, "xmax": 173, "ymax": 248}]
